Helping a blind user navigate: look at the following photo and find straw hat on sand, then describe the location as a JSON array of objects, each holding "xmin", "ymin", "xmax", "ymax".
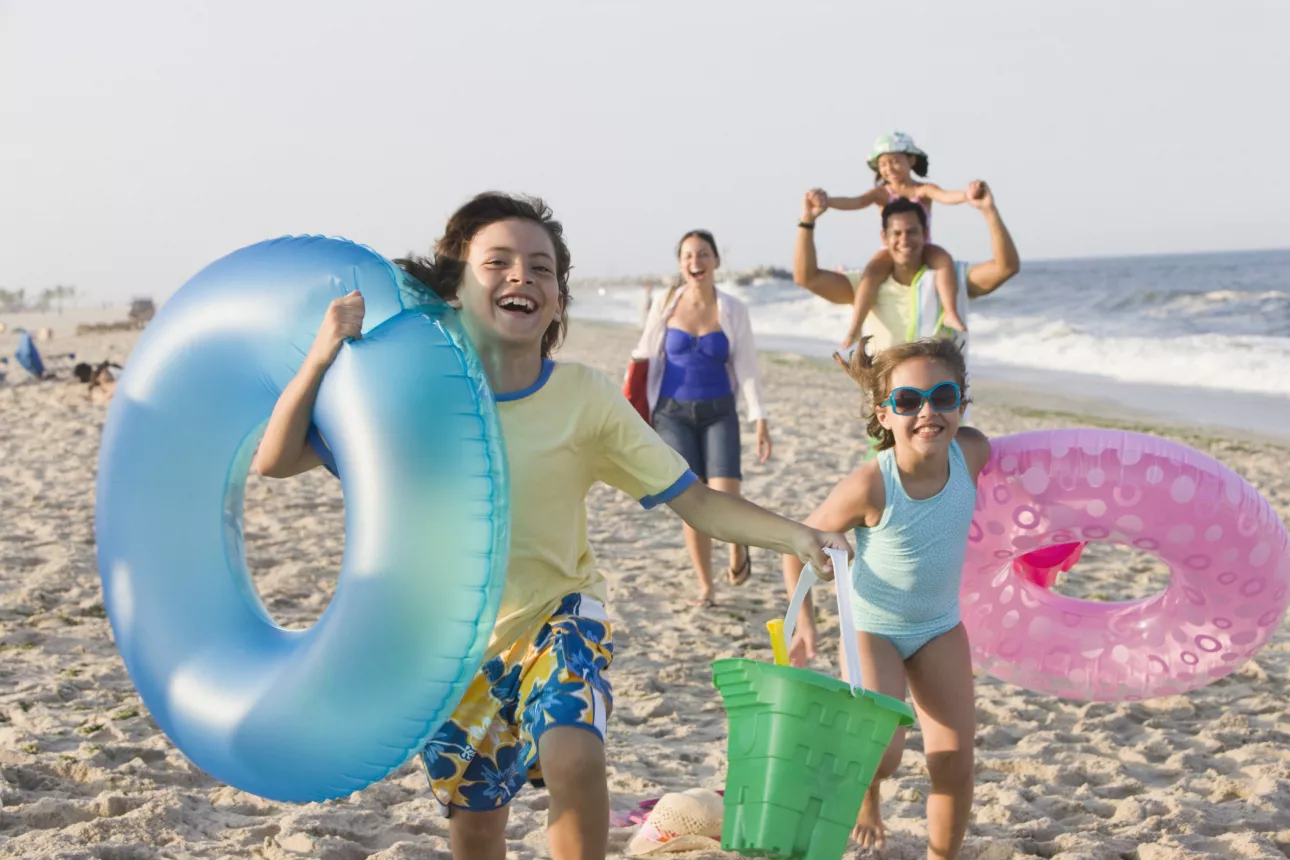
[{"xmin": 625, "ymin": 788, "xmax": 724, "ymax": 856}]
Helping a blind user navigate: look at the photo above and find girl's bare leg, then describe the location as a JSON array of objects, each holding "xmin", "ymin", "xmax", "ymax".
[
  {"xmin": 925, "ymin": 244, "xmax": 965, "ymax": 333},
  {"xmin": 905, "ymin": 624, "xmax": 976, "ymax": 860},
  {"xmin": 842, "ymin": 252, "xmax": 895, "ymax": 350},
  {"xmin": 848, "ymin": 632, "xmax": 908, "ymax": 852}
]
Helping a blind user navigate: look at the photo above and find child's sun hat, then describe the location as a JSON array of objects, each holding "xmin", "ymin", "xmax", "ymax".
[
  {"xmin": 867, "ymin": 131, "xmax": 929, "ymax": 173},
  {"xmin": 625, "ymin": 788, "xmax": 724, "ymax": 856}
]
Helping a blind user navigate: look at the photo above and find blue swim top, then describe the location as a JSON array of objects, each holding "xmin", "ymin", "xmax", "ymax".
[
  {"xmin": 850, "ymin": 439, "xmax": 977, "ymax": 637},
  {"xmin": 659, "ymin": 328, "xmax": 732, "ymax": 402}
]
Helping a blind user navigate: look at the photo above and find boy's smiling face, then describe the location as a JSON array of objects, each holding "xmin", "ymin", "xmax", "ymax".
[{"xmin": 455, "ymin": 219, "xmax": 562, "ymax": 352}]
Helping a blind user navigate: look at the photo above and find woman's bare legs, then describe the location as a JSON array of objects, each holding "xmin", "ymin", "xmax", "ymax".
[{"xmin": 684, "ymin": 477, "xmax": 748, "ymax": 604}]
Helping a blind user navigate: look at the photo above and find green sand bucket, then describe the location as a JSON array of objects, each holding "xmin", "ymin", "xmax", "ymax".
[{"xmin": 713, "ymin": 550, "xmax": 916, "ymax": 860}]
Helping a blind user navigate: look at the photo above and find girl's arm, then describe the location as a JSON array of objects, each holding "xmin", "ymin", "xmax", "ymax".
[
  {"xmin": 955, "ymin": 426, "xmax": 992, "ymax": 480},
  {"xmin": 779, "ymin": 462, "xmax": 885, "ymax": 665},
  {"xmin": 827, "ymin": 187, "xmax": 887, "ymax": 211},
  {"xmin": 666, "ymin": 482, "xmax": 853, "ymax": 577},
  {"xmin": 253, "ymin": 291, "xmax": 365, "ymax": 478},
  {"xmin": 800, "ymin": 462, "xmax": 884, "ymax": 545},
  {"xmin": 917, "ymin": 183, "xmax": 969, "ymax": 205}
]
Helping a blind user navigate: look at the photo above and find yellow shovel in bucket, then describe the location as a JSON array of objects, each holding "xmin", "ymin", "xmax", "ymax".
[
  {"xmin": 713, "ymin": 548, "xmax": 915, "ymax": 860},
  {"xmin": 766, "ymin": 548, "xmax": 859, "ymax": 676}
]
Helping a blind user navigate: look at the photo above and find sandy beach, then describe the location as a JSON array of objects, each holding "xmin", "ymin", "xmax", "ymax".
[{"xmin": 2, "ymin": 311, "xmax": 1288, "ymax": 860}]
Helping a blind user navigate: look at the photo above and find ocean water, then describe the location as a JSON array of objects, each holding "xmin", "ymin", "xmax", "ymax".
[{"xmin": 572, "ymin": 249, "xmax": 1290, "ymax": 438}]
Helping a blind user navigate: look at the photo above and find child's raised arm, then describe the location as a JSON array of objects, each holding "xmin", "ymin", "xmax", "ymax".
[
  {"xmin": 253, "ymin": 291, "xmax": 365, "ymax": 478},
  {"xmin": 823, "ymin": 186, "xmax": 888, "ymax": 212},
  {"xmin": 917, "ymin": 183, "xmax": 970, "ymax": 206},
  {"xmin": 955, "ymin": 425, "xmax": 992, "ymax": 480}
]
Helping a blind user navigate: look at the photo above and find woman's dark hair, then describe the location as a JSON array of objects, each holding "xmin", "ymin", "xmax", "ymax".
[
  {"xmin": 870, "ymin": 153, "xmax": 930, "ymax": 185},
  {"xmin": 395, "ymin": 192, "xmax": 573, "ymax": 358},
  {"xmin": 881, "ymin": 198, "xmax": 928, "ymax": 232},
  {"xmin": 833, "ymin": 337, "xmax": 969, "ymax": 452},
  {"xmin": 676, "ymin": 229, "xmax": 720, "ymax": 265}
]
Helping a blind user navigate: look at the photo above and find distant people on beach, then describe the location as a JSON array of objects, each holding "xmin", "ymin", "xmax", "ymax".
[
  {"xmin": 74, "ymin": 360, "xmax": 122, "ymax": 404},
  {"xmin": 794, "ymin": 179, "xmax": 1020, "ymax": 354},
  {"xmin": 632, "ymin": 230, "xmax": 771, "ymax": 608},
  {"xmin": 4, "ymin": 328, "xmax": 89, "ymax": 385}
]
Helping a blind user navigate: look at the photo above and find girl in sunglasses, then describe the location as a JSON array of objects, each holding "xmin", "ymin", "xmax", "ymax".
[{"xmin": 782, "ymin": 336, "xmax": 989, "ymax": 857}]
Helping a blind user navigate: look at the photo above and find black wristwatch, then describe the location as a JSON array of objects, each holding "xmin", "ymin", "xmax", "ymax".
[{"xmin": 798, "ymin": 221, "xmax": 815, "ymax": 230}]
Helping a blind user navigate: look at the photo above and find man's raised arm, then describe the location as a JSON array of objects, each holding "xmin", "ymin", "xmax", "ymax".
[
  {"xmin": 963, "ymin": 181, "xmax": 1021, "ymax": 299},
  {"xmin": 794, "ymin": 189, "xmax": 857, "ymax": 306}
]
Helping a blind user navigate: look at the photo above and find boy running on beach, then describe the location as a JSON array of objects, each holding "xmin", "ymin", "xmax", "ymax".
[{"xmin": 254, "ymin": 192, "xmax": 853, "ymax": 860}]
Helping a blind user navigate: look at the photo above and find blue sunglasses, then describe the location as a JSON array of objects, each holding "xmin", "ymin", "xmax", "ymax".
[{"xmin": 882, "ymin": 382, "xmax": 962, "ymax": 416}]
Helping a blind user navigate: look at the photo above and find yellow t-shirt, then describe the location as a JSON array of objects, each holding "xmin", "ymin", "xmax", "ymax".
[
  {"xmin": 848, "ymin": 271, "xmax": 911, "ymax": 353},
  {"xmin": 487, "ymin": 360, "xmax": 695, "ymax": 661}
]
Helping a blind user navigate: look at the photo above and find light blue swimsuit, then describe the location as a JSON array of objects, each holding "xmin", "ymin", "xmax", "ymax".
[{"xmin": 851, "ymin": 439, "xmax": 976, "ymax": 660}]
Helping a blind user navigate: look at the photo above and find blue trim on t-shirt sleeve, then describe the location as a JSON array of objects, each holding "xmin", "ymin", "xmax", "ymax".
[
  {"xmin": 495, "ymin": 359, "xmax": 555, "ymax": 402},
  {"xmin": 639, "ymin": 470, "xmax": 699, "ymax": 510}
]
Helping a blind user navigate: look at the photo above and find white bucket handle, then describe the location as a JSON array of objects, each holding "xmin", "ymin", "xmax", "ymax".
[{"xmin": 782, "ymin": 547, "xmax": 863, "ymax": 694}]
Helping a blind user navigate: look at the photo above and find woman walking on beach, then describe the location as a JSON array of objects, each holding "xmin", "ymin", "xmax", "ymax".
[{"xmin": 631, "ymin": 230, "xmax": 771, "ymax": 608}]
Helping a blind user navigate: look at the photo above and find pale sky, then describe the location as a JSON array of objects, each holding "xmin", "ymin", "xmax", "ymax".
[{"xmin": 3, "ymin": 0, "xmax": 1287, "ymax": 304}]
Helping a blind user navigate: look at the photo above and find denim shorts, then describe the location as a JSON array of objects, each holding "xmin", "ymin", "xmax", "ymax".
[{"xmin": 652, "ymin": 394, "xmax": 742, "ymax": 481}]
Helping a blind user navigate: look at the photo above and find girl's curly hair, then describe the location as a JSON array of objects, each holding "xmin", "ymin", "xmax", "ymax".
[{"xmin": 833, "ymin": 336, "xmax": 969, "ymax": 451}]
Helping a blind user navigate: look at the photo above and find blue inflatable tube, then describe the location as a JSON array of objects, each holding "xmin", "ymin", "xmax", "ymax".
[{"xmin": 94, "ymin": 236, "xmax": 509, "ymax": 802}]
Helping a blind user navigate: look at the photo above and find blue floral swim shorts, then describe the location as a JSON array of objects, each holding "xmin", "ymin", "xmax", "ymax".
[{"xmin": 420, "ymin": 593, "xmax": 614, "ymax": 811}]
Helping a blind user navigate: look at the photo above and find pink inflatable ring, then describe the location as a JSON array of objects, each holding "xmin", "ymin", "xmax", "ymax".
[{"xmin": 962, "ymin": 429, "xmax": 1290, "ymax": 701}]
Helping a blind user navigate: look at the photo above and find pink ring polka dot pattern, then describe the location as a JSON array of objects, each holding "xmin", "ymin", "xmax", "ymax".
[{"xmin": 963, "ymin": 429, "xmax": 1290, "ymax": 702}]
